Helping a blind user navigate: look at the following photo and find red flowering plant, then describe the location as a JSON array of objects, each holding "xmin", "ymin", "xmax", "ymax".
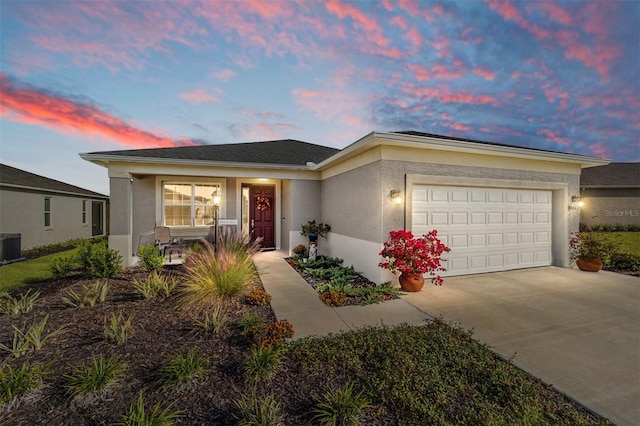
[{"xmin": 378, "ymin": 230, "xmax": 451, "ymax": 285}]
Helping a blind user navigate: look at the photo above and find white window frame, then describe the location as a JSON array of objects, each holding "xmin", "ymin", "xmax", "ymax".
[
  {"xmin": 44, "ymin": 197, "xmax": 52, "ymax": 228},
  {"xmin": 162, "ymin": 182, "xmax": 221, "ymax": 228},
  {"xmin": 82, "ymin": 200, "xmax": 87, "ymax": 224}
]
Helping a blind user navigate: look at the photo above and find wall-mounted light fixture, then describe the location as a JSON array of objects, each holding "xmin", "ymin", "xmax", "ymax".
[
  {"xmin": 570, "ymin": 195, "xmax": 584, "ymax": 210},
  {"xmin": 389, "ymin": 189, "xmax": 403, "ymax": 205}
]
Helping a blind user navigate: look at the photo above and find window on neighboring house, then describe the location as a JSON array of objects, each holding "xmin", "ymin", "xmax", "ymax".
[
  {"xmin": 44, "ymin": 197, "xmax": 51, "ymax": 227},
  {"xmin": 82, "ymin": 200, "xmax": 87, "ymax": 224},
  {"xmin": 163, "ymin": 183, "xmax": 219, "ymax": 227}
]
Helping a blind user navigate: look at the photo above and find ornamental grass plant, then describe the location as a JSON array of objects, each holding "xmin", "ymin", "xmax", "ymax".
[{"xmin": 178, "ymin": 234, "xmax": 260, "ymax": 311}]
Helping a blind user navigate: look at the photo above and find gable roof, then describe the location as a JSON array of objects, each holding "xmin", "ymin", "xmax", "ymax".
[
  {"xmin": 82, "ymin": 139, "xmax": 340, "ymax": 168},
  {"xmin": 0, "ymin": 163, "xmax": 108, "ymax": 198},
  {"xmin": 580, "ymin": 163, "xmax": 640, "ymax": 188}
]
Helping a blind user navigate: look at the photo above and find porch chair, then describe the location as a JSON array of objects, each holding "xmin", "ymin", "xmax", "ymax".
[{"xmin": 154, "ymin": 226, "xmax": 172, "ymax": 256}]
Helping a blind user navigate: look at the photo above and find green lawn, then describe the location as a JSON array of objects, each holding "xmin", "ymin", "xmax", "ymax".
[
  {"xmin": 0, "ymin": 248, "xmax": 78, "ymax": 294},
  {"xmin": 596, "ymin": 232, "xmax": 640, "ymax": 256}
]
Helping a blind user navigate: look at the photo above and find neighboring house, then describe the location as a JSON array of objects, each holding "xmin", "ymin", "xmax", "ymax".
[
  {"xmin": 81, "ymin": 131, "xmax": 607, "ymax": 283},
  {"xmin": 0, "ymin": 163, "xmax": 109, "ymax": 251},
  {"xmin": 579, "ymin": 162, "xmax": 640, "ymax": 228}
]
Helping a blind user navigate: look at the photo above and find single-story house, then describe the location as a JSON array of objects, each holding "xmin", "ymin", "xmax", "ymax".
[
  {"xmin": 80, "ymin": 131, "xmax": 607, "ymax": 283},
  {"xmin": 0, "ymin": 163, "xmax": 109, "ymax": 253},
  {"xmin": 579, "ymin": 163, "xmax": 640, "ymax": 228}
]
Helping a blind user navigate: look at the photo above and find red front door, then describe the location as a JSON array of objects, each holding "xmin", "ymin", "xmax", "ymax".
[{"xmin": 249, "ymin": 185, "xmax": 275, "ymax": 249}]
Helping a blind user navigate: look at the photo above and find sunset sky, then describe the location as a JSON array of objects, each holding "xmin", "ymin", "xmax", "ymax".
[{"xmin": 1, "ymin": 0, "xmax": 638, "ymax": 195}]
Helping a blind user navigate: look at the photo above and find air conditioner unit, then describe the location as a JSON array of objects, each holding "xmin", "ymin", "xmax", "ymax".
[{"xmin": 0, "ymin": 233, "xmax": 24, "ymax": 264}]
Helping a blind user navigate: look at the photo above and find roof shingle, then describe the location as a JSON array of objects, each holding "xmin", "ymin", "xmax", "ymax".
[
  {"xmin": 580, "ymin": 163, "xmax": 639, "ymax": 187},
  {"xmin": 0, "ymin": 163, "xmax": 108, "ymax": 198},
  {"xmin": 87, "ymin": 139, "xmax": 340, "ymax": 166}
]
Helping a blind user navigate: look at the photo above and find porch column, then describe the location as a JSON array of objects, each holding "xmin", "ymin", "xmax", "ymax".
[{"xmin": 109, "ymin": 173, "xmax": 134, "ymax": 267}]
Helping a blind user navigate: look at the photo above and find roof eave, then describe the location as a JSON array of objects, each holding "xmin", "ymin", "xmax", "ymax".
[
  {"xmin": 0, "ymin": 183, "xmax": 108, "ymax": 199},
  {"xmin": 315, "ymin": 131, "xmax": 610, "ymax": 169},
  {"xmin": 80, "ymin": 153, "xmax": 314, "ymax": 171}
]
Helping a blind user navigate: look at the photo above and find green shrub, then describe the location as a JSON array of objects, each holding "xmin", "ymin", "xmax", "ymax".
[
  {"xmin": 50, "ymin": 253, "xmax": 78, "ymax": 279},
  {"xmin": 178, "ymin": 238, "xmax": 258, "ymax": 311},
  {"xmin": 138, "ymin": 244, "xmax": 165, "ymax": 272},
  {"xmin": 65, "ymin": 354, "xmax": 125, "ymax": 397},
  {"xmin": 190, "ymin": 240, "xmax": 203, "ymax": 252},
  {"xmin": 312, "ymin": 382, "xmax": 371, "ymax": 426},
  {"xmin": 104, "ymin": 312, "xmax": 134, "ymax": 345},
  {"xmin": 0, "ymin": 362, "xmax": 48, "ymax": 405},
  {"xmin": 132, "ymin": 271, "xmax": 178, "ymax": 300},
  {"xmin": 77, "ymin": 240, "xmax": 93, "ymax": 269},
  {"xmin": 0, "ymin": 290, "xmax": 40, "ymax": 315},
  {"xmin": 157, "ymin": 348, "xmax": 209, "ymax": 389},
  {"xmin": 235, "ymin": 391, "xmax": 284, "ymax": 426},
  {"xmin": 86, "ymin": 241, "xmax": 122, "ymax": 278},
  {"xmin": 607, "ymin": 252, "xmax": 640, "ymax": 272},
  {"xmin": 121, "ymin": 390, "xmax": 182, "ymax": 426},
  {"xmin": 243, "ymin": 345, "xmax": 281, "ymax": 384}
]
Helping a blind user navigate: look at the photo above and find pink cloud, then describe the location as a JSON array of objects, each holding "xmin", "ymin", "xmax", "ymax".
[
  {"xmin": 405, "ymin": 27, "xmax": 424, "ymax": 47},
  {"xmin": 537, "ymin": 2, "xmax": 573, "ymax": 26},
  {"xmin": 408, "ymin": 63, "xmax": 466, "ymax": 81},
  {"xmin": 390, "ymin": 15, "xmax": 408, "ymax": 30},
  {"xmin": 180, "ymin": 89, "xmax": 222, "ymax": 104},
  {"xmin": 325, "ymin": 0, "xmax": 389, "ymax": 47},
  {"xmin": 212, "ymin": 69, "xmax": 236, "ymax": 82},
  {"xmin": 537, "ymin": 128, "xmax": 569, "ymax": 146},
  {"xmin": 473, "ymin": 67, "xmax": 496, "ymax": 81},
  {"xmin": 486, "ymin": 0, "xmax": 550, "ymax": 40},
  {"xmin": 588, "ymin": 142, "xmax": 610, "ymax": 159},
  {"xmin": 402, "ymin": 83, "xmax": 500, "ymax": 107},
  {"xmin": 452, "ymin": 123, "xmax": 472, "ymax": 131},
  {"xmin": 0, "ymin": 74, "xmax": 194, "ymax": 148}
]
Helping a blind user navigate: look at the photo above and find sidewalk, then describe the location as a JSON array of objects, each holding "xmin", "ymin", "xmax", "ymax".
[{"xmin": 253, "ymin": 250, "xmax": 431, "ymax": 339}]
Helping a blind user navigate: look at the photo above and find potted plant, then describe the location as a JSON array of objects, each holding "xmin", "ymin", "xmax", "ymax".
[
  {"xmin": 378, "ymin": 230, "xmax": 450, "ymax": 292},
  {"xmin": 300, "ymin": 220, "xmax": 331, "ymax": 243},
  {"xmin": 569, "ymin": 231, "xmax": 619, "ymax": 272}
]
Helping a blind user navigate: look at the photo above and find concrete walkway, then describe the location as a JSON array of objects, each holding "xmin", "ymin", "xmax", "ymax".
[
  {"xmin": 253, "ymin": 250, "xmax": 430, "ymax": 338},
  {"xmin": 254, "ymin": 252, "xmax": 639, "ymax": 426}
]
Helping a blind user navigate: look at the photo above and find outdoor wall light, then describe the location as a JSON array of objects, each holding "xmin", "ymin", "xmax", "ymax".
[
  {"xmin": 570, "ymin": 195, "xmax": 584, "ymax": 210},
  {"xmin": 389, "ymin": 189, "xmax": 403, "ymax": 205}
]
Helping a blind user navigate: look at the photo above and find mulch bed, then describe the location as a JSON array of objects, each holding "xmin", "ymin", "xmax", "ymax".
[{"xmin": 0, "ymin": 266, "xmax": 278, "ymax": 425}]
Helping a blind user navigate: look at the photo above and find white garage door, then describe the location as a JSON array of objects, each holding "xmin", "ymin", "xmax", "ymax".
[{"xmin": 412, "ymin": 185, "xmax": 552, "ymax": 276}]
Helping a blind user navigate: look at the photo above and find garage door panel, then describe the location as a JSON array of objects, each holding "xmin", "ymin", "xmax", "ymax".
[
  {"xmin": 470, "ymin": 212, "xmax": 486, "ymax": 224},
  {"xmin": 431, "ymin": 212, "xmax": 448, "ymax": 226},
  {"xmin": 412, "ymin": 185, "xmax": 552, "ymax": 276}
]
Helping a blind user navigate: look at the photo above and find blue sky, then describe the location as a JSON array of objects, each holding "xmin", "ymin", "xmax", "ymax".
[{"xmin": 1, "ymin": 0, "xmax": 638, "ymax": 195}]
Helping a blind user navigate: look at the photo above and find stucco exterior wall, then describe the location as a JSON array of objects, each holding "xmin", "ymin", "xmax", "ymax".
[
  {"xmin": 321, "ymin": 161, "xmax": 382, "ymax": 242},
  {"xmin": 0, "ymin": 188, "xmax": 102, "ymax": 250},
  {"xmin": 285, "ymin": 179, "xmax": 321, "ymax": 253},
  {"xmin": 580, "ymin": 188, "xmax": 640, "ymax": 227},
  {"xmin": 132, "ymin": 176, "xmax": 156, "ymax": 253},
  {"xmin": 321, "ymin": 157, "xmax": 581, "ymax": 284}
]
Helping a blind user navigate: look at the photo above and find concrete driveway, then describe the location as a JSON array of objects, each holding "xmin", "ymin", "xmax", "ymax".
[{"xmin": 402, "ymin": 267, "xmax": 639, "ymax": 426}]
